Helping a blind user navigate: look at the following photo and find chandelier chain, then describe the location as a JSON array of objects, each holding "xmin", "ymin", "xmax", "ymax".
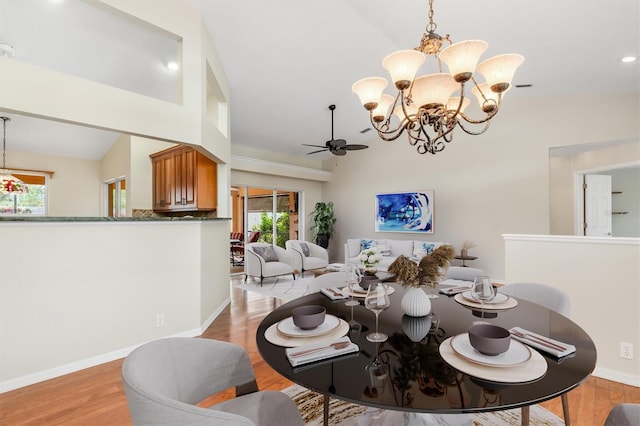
[{"xmin": 426, "ymin": 0, "xmax": 437, "ymax": 33}]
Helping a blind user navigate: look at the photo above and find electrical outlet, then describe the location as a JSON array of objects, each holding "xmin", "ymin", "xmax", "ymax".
[
  {"xmin": 156, "ymin": 314, "xmax": 165, "ymax": 328},
  {"xmin": 620, "ymin": 342, "xmax": 633, "ymax": 359}
]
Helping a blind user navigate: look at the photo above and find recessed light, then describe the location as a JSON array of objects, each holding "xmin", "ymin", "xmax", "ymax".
[
  {"xmin": 621, "ymin": 56, "xmax": 637, "ymax": 63},
  {"xmin": 167, "ymin": 61, "xmax": 179, "ymax": 70}
]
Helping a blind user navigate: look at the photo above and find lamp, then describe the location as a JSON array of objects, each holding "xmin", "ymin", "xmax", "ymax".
[
  {"xmin": 0, "ymin": 117, "xmax": 28, "ymax": 195},
  {"xmin": 352, "ymin": 0, "xmax": 524, "ymax": 155}
]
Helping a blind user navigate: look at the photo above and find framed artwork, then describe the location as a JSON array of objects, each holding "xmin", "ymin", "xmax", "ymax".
[{"xmin": 375, "ymin": 190, "xmax": 434, "ymax": 233}]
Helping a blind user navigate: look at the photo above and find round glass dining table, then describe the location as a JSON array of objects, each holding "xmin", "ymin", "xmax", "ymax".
[{"xmin": 256, "ymin": 282, "xmax": 596, "ymax": 426}]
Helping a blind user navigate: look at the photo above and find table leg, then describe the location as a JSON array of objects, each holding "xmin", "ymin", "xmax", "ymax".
[
  {"xmin": 323, "ymin": 394, "xmax": 329, "ymax": 426},
  {"xmin": 561, "ymin": 393, "xmax": 571, "ymax": 425},
  {"xmin": 521, "ymin": 405, "xmax": 530, "ymax": 426}
]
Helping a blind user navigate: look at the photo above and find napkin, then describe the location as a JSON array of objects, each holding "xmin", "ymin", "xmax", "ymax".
[
  {"xmin": 285, "ymin": 336, "xmax": 359, "ymax": 367},
  {"xmin": 321, "ymin": 287, "xmax": 347, "ymax": 300},
  {"xmin": 509, "ymin": 327, "xmax": 576, "ymax": 358},
  {"xmin": 439, "ymin": 284, "xmax": 471, "ymax": 296}
]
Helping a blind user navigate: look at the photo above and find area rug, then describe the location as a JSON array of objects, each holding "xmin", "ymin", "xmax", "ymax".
[
  {"xmin": 233, "ymin": 276, "xmax": 314, "ymax": 301},
  {"xmin": 283, "ymin": 384, "xmax": 563, "ymax": 426}
]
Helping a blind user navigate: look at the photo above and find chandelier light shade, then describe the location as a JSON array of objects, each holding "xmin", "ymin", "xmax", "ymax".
[
  {"xmin": 0, "ymin": 116, "xmax": 28, "ymax": 195},
  {"xmin": 351, "ymin": 0, "xmax": 525, "ymax": 155}
]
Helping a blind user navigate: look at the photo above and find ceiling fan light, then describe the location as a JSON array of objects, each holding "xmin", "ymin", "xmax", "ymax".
[
  {"xmin": 352, "ymin": 77, "xmax": 389, "ymax": 111},
  {"xmin": 439, "ymin": 40, "xmax": 488, "ymax": 83},
  {"xmin": 382, "ymin": 49, "xmax": 426, "ymax": 90},
  {"xmin": 371, "ymin": 94, "xmax": 395, "ymax": 122},
  {"xmin": 411, "ymin": 73, "xmax": 458, "ymax": 109},
  {"xmin": 477, "ymin": 53, "xmax": 524, "ymax": 92}
]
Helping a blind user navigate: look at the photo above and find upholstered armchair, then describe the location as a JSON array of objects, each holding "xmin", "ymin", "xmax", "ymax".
[
  {"xmin": 122, "ymin": 337, "xmax": 303, "ymax": 426},
  {"xmin": 245, "ymin": 243, "xmax": 295, "ymax": 285},
  {"xmin": 285, "ymin": 240, "xmax": 329, "ymax": 276}
]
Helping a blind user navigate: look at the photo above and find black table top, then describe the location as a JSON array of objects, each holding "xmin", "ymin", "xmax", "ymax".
[{"xmin": 256, "ymin": 283, "xmax": 597, "ymax": 414}]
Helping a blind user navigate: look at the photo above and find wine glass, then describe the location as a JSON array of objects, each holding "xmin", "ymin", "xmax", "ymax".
[
  {"xmin": 471, "ymin": 275, "xmax": 496, "ymax": 320},
  {"xmin": 345, "ymin": 264, "xmax": 362, "ymax": 307},
  {"xmin": 364, "ymin": 282, "xmax": 390, "ymax": 342}
]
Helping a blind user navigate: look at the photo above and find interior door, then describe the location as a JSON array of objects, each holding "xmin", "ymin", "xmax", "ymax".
[{"xmin": 584, "ymin": 174, "xmax": 612, "ymax": 236}]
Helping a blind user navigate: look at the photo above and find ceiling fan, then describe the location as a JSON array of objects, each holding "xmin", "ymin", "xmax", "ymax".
[{"xmin": 303, "ymin": 104, "xmax": 369, "ymax": 156}]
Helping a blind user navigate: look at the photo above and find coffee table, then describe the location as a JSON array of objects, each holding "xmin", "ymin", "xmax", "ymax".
[{"xmin": 256, "ymin": 283, "xmax": 596, "ymax": 426}]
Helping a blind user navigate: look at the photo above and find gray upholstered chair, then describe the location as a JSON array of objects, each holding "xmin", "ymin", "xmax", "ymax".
[
  {"xmin": 122, "ymin": 337, "xmax": 303, "ymax": 426},
  {"xmin": 499, "ymin": 282, "xmax": 571, "ymax": 317},
  {"xmin": 245, "ymin": 243, "xmax": 295, "ymax": 286},
  {"xmin": 499, "ymin": 282, "xmax": 572, "ymax": 424},
  {"xmin": 306, "ymin": 271, "xmax": 346, "ymax": 294},
  {"xmin": 604, "ymin": 403, "xmax": 640, "ymax": 425},
  {"xmin": 285, "ymin": 240, "xmax": 329, "ymax": 276},
  {"xmin": 439, "ymin": 266, "xmax": 484, "ymax": 286}
]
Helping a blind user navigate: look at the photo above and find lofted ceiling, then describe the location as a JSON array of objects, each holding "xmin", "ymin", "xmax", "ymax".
[{"xmin": 1, "ymin": 0, "xmax": 638, "ymax": 161}]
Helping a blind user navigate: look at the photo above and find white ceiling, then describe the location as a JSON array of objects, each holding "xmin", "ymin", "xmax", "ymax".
[{"xmin": 1, "ymin": 0, "xmax": 638, "ymax": 160}]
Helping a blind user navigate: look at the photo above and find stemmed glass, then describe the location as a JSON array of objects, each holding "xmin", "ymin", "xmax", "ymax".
[
  {"xmin": 344, "ymin": 264, "xmax": 362, "ymax": 307},
  {"xmin": 364, "ymin": 282, "xmax": 390, "ymax": 342},
  {"xmin": 471, "ymin": 275, "xmax": 496, "ymax": 320}
]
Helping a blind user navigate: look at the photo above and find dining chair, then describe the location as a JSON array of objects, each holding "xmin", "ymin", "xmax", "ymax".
[
  {"xmin": 122, "ymin": 337, "xmax": 303, "ymax": 426},
  {"xmin": 306, "ymin": 271, "xmax": 346, "ymax": 293},
  {"xmin": 604, "ymin": 403, "xmax": 640, "ymax": 425},
  {"xmin": 499, "ymin": 282, "xmax": 572, "ymax": 424},
  {"xmin": 499, "ymin": 282, "xmax": 571, "ymax": 317}
]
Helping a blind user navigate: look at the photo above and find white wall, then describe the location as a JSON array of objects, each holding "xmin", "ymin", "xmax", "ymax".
[
  {"xmin": 324, "ymin": 92, "xmax": 639, "ymax": 280},
  {"xmin": 504, "ymin": 234, "xmax": 640, "ymax": 386},
  {"xmin": 0, "ymin": 220, "xmax": 230, "ymax": 392}
]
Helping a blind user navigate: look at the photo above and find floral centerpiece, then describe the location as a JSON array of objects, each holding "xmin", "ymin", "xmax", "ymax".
[
  {"xmin": 388, "ymin": 245, "xmax": 456, "ymax": 288},
  {"xmin": 359, "ymin": 246, "xmax": 383, "ymax": 274}
]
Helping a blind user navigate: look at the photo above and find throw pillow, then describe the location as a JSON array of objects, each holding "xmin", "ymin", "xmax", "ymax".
[
  {"xmin": 299, "ymin": 242, "xmax": 310, "ymax": 257},
  {"xmin": 253, "ymin": 245, "xmax": 279, "ymax": 262},
  {"xmin": 360, "ymin": 239, "xmax": 377, "ymax": 251},
  {"xmin": 413, "ymin": 242, "xmax": 436, "ymax": 259}
]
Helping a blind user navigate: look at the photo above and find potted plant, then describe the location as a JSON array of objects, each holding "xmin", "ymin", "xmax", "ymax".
[{"xmin": 309, "ymin": 202, "xmax": 336, "ymax": 249}]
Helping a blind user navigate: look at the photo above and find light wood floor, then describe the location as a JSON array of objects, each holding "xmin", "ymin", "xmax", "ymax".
[{"xmin": 1, "ymin": 277, "xmax": 638, "ymax": 425}]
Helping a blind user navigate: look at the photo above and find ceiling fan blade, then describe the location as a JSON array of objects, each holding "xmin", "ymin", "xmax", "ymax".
[
  {"xmin": 302, "ymin": 144, "xmax": 327, "ymax": 148},
  {"xmin": 344, "ymin": 144, "xmax": 369, "ymax": 150},
  {"xmin": 307, "ymin": 148, "xmax": 329, "ymax": 155}
]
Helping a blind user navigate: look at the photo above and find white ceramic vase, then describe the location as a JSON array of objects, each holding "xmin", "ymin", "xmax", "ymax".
[{"xmin": 400, "ymin": 287, "xmax": 431, "ymax": 317}]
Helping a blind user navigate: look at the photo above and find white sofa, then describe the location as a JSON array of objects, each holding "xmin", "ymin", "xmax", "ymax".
[{"xmin": 344, "ymin": 238, "xmax": 483, "ymax": 285}]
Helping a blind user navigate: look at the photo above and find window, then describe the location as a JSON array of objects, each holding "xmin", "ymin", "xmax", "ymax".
[{"xmin": 0, "ymin": 173, "xmax": 47, "ymax": 215}]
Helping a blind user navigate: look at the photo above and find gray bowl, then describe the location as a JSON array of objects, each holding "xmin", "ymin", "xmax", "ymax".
[
  {"xmin": 292, "ymin": 305, "xmax": 326, "ymax": 330},
  {"xmin": 468, "ymin": 324, "xmax": 511, "ymax": 356}
]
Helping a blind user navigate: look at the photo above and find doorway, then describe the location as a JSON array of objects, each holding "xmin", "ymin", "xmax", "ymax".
[
  {"xmin": 229, "ymin": 185, "xmax": 302, "ymax": 274},
  {"xmin": 105, "ymin": 178, "xmax": 126, "ymax": 218}
]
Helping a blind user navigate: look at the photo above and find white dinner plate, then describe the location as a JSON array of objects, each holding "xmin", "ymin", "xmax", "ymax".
[
  {"xmin": 461, "ymin": 291, "xmax": 509, "ymax": 304},
  {"xmin": 450, "ymin": 333, "xmax": 532, "ymax": 367},
  {"xmin": 276, "ymin": 314, "xmax": 340, "ymax": 338}
]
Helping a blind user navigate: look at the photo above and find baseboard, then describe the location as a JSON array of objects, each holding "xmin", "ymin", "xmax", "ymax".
[
  {"xmin": 200, "ymin": 297, "xmax": 231, "ymax": 334},
  {"xmin": 592, "ymin": 366, "xmax": 640, "ymax": 387}
]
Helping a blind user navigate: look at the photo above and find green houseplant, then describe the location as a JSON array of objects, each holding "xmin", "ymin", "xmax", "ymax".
[{"xmin": 309, "ymin": 202, "xmax": 336, "ymax": 249}]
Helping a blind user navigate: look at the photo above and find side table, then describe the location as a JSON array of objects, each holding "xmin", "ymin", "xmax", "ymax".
[{"xmin": 455, "ymin": 255, "xmax": 478, "ymax": 267}]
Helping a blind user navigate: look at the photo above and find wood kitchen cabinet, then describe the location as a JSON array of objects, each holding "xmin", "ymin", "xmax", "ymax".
[{"xmin": 150, "ymin": 145, "xmax": 217, "ymax": 212}]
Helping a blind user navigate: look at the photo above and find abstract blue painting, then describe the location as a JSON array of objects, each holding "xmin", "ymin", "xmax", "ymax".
[{"xmin": 375, "ymin": 191, "xmax": 434, "ymax": 233}]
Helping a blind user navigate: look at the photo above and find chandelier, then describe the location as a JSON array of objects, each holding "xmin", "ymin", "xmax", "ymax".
[
  {"xmin": 0, "ymin": 116, "xmax": 28, "ymax": 195},
  {"xmin": 352, "ymin": 0, "xmax": 524, "ymax": 155}
]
